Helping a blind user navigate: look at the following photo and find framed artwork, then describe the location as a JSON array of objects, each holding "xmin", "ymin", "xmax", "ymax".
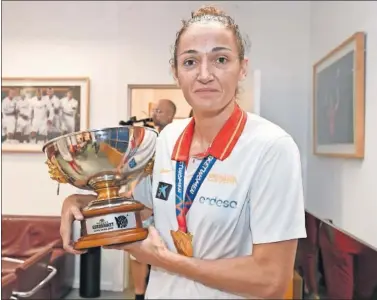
[
  {"xmin": 127, "ymin": 84, "xmax": 192, "ymax": 122},
  {"xmin": 1, "ymin": 77, "xmax": 90, "ymax": 153},
  {"xmin": 313, "ymin": 32, "xmax": 366, "ymax": 158}
]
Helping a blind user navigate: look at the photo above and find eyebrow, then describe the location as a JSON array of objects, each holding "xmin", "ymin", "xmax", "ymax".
[{"xmin": 179, "ymin": 46, "xmax": 232, "ymax": 56}]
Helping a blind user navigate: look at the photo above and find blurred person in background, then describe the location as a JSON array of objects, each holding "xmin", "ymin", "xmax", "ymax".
[{"xmin": 151, "ymin": 99, "xmax": 176, "ymax": 132}]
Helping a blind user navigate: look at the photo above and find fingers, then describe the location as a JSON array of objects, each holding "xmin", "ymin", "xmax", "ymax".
[
  {"xmin": 60, "ymin": 211, "xmax": 73, "ymax": 252},
  {"xmin": 140, "ymin": 208, "xmax": 153, "ymax": 221},
  {"xmin": 60, "ymin": 224, "xmax": 86, "ymax": 255},
  {"xmin": 60, "ymin": 205, "xmax": 84, "ymax": 254},
  {"xmin": 103, "ymin": 241, "xmax": 141, "ymax": 251},
  {"xmin": 63, "ymin": 242, "xmax": 87, "ymax": 255},
  {"xmin": 124, "ymin": 190, "xmax": 133, "ymax": 198},
  {"xmin": 70, "ymin": 205, "xmax": 84, "ymax": 221},
  {"xmin": 60, "ymin": 195, "xmax": 85, "ymax": 254},
  {"xmin": 60, "ymin": 212, "xmax": 86, "ymax": 255},
  {"xmin": 148, "ymin": 226, "xmax": 159, "ymax": 238}
]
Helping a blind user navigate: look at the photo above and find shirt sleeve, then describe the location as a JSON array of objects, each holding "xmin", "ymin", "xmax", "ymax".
[
  {"xmin": 132, "ymin": 175, "xmax": 153, "ymax": 209},
  {"xmin": 249, "ymin": 135, "xmax": 307, "ymax": 244},
  {"xmin": 75, "ymin": 189, "xmax": 96, "ymax": 196}
]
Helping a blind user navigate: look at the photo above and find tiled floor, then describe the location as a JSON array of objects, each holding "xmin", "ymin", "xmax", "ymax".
[{"xmin": 65, "ymin": 288, "xmax": 134, "ymax": 299}]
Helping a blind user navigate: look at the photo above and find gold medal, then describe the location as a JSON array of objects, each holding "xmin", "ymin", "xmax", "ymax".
[{"xmin": 170, "ymin": 230, "xmax": 193, "ymax": 257}]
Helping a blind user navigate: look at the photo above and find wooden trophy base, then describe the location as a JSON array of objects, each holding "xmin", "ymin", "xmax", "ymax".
[
  {"xmin": 74, "ymin": 200, "xmax": 148, "ymax": 250},
  {"xmin": 74, "ymin": 227, "xmax": 148, "ymax": 250}
]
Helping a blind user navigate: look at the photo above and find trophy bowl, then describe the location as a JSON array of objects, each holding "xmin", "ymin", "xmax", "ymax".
[{"xmin": 42, "ymin": 126, "xmax": 158, "ymax": 250}]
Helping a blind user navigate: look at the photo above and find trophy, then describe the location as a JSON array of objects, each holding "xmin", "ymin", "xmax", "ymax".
[{"xmin": 42, "ymin": 126, "xmax": 158, "ymax": 250}]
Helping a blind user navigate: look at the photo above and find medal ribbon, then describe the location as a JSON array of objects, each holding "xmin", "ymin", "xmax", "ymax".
[{"xmin": 175, "ymin": 155, "xmax": 217, "ymax": 233}]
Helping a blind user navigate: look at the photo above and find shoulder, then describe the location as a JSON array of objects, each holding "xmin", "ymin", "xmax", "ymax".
[
  {"xmin": 242, "ymin": 112, "xmax": 299, "ymax": 154},
  {"xmin": 157, "ymin": 118, "xmax": 191, "ymax": 144}
]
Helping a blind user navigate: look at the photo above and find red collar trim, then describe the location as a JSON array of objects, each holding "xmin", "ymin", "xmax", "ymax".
[{"xmin": 171, "ymin": 105, "xmax": 247, "ymax": 163}]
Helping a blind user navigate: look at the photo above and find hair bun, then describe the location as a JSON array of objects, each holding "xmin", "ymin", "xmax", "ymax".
[{"xmin": 191, "ymin": 6, "xmax": 226, "ymax": 18}]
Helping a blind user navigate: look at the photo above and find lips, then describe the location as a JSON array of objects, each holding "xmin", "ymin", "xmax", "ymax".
[{"xmin": 194, "ymin": 88, "xmax": 219, "ymax": 93}]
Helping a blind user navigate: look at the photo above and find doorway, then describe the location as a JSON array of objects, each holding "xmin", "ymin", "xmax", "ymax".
[{"xmin": 127, "ymin": 84, "xmax": 192, "ymax": 121}]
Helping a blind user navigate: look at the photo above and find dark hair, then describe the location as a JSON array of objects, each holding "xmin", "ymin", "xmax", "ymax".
[
  {"xmin": 189, "ymin": 109, "xmax": 193, "ymax": 117},
  {"xmin": 171, "ymin": 6, "xmax": 247, "ymax": 70}
]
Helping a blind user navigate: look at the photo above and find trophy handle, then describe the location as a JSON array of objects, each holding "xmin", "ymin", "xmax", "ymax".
[
  {"xmin": 45, "ymin": 156, "xmax": 69, "ymax": 184},
  {"xmin": 143, "ymin": 156, "xmax": 154, "ymax": 176}
]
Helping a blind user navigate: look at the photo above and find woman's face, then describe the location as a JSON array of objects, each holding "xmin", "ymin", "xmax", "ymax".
[{"xmin": 174, "ymin": 22, "xmax": 247, "ymax": 114}]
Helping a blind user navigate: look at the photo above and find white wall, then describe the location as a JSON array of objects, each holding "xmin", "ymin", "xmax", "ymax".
[
  {"xmin": 306, "ymin": 1, "xmax": 377, "ymax": 248},
  {"xmin": 2, "ymin": 1, "xmax": 311, "ymax": 291}
]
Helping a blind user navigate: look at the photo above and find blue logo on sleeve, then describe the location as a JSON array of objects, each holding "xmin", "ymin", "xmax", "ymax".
[{"xmin": 129, "ymin": 158, "xmax": 137, "ymax": 169}]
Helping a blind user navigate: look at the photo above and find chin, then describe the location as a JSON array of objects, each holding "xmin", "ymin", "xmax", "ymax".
[
  {"xmin": 193, "ymin": 107, "xmax": 223, "ymax": 118},
  {"xmin": 193, "ymin": 101, "xmax": 232, "ymax": 114}
]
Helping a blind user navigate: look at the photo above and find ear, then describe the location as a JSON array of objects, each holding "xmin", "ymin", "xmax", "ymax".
[
  {"xmin": 171, "ymin": 65, "xmax": 180, "ymax": 87},
  {"xmin": 239, "ymin": 58, "xmax": 249, "ymax": 82}
]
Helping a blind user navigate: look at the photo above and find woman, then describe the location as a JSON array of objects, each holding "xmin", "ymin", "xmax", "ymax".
[{"xmin": 60, "ymin": 6, "xmax": 306, "ymax": 299}]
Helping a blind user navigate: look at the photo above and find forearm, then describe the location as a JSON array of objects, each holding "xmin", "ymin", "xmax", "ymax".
[{"xmin": 165, "ymin": 253, "xmax": 283, "ymax": 298}]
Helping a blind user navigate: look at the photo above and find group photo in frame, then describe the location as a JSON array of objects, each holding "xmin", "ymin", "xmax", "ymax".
[
  {"xmin": 312, "ymin": 32, "xmax": 366, "ymax": 158},
  {"xmin": 1, "ymin": 77, "xmax": 90, "ymax": 153}
]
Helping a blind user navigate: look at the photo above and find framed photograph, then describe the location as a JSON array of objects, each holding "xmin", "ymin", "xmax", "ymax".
[
  {"xmin": 313, "ymin": 32, "xmax": 366, "ymax": 158},
  {"xmin": 1, "ymin": 77, "xmax": 90, "ymax": 153}
]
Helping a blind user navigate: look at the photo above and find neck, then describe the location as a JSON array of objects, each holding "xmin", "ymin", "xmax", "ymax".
[{"xmin": 194, "ymin": 100, "xmax": 235, "ymax": 144}]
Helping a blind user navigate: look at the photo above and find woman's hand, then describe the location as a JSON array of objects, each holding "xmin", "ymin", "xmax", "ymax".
[
  {"xmin": 60, "ymin": 193, "xmax": 96, "ymax": 255},
  {"xmin": 104, "ymin": 226, "xmax": 173, "ymax": 268}
]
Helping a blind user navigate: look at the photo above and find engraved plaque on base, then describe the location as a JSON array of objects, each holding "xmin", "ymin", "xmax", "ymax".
[{"xmin": 43, "ymin": 126, "xmax": 157, "ymax": 250}]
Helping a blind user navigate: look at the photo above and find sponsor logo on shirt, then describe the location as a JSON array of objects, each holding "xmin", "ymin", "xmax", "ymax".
[
  {"xmin": 155, "ymin": 182, "xmax": 173, "ymax": 201},
  {"xmin": 207, "ymin": 173, "xmax": 237, "ymax": 184},
  {"xmin": 198, "ymin": 196, "xmax": 237, "ymax": 209}
]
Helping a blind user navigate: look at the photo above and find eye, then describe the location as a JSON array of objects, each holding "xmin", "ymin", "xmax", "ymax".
[
  {"xmin": 216, "ymin": 56, "xmax": 228, "ymax": 64},
  {"xmin": 183, "ymin": 59, "xmax": 196, "ymax": 67}
]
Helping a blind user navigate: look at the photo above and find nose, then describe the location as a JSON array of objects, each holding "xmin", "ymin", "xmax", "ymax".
[{"xmin": 197, "ymin": 61, "xmax": 214, "ymax": 83}]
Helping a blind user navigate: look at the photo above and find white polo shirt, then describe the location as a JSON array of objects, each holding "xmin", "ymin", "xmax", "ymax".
[{"xmin": 133, "ymin": 105, "xmax": 306, "ymax": 299}]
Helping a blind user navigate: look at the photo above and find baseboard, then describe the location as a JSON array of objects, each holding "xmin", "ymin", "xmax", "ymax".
[{"xmin": 73, "ymin": 280, "xmax": 123, "ymax": 292}]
